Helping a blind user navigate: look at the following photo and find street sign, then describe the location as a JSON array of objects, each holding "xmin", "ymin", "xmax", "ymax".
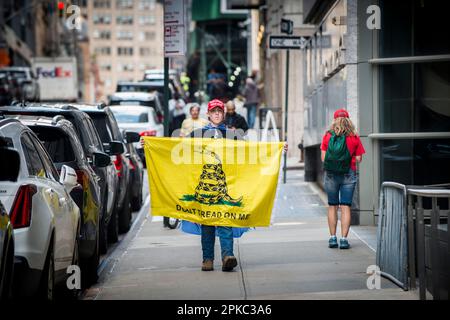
[
  {"xmin": 280, "ymin": 19, "xmax": 293, "ymax": 35},
  {"xmin": 164, "ymin": 0, "xmax": 186, "ymax": 57},
  {"xmin": 269, "ymin": 36, "xmax": 307, "ymax": 50}
]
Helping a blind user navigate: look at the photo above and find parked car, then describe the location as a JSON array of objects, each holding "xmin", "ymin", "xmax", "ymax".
[
  {"xmin": 109, "ymin": 105, "xmax": 164, "ymax": 166},
  {"xmin": 0, "ymin": 141, "xmax": 20, "ymax": 300},
  {"xmin": 13, "ymin": 115, "xmax": 102, "ymax": 287},
  {"xmin": 108, "ymin": 91, "xmax": 164, "ymax": 122},
  {"xmin": 0, "ymin": 74, "xmax": 14, "ymax": 106},
  {"xmin": 0, "ymin": 67, "xmax": 40, "ymax": 102},
  {"xmin": 76, "ymin": 105, "xmax": 133, "ymax": 235},
  {"xmin": 0, "ymin": 104, "xmax": 118, "ymax": 255},
  {"xmin": 122, "ymin": 130, "xmax": 144, "ymax": 211},
  {"xmin": 0, "ymin": 119, "xmax": 80, "ymax": 299},
  {"xmin": 116, "ymin": 80, "xmax": 175, "ymax": 103}
]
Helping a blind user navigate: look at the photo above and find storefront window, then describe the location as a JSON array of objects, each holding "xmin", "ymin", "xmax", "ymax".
[
  {"xmin": 380, "ymin": 139, "xmax": 450, "ymax": 186},
  {"xmin": 380, "ymin": 62, "xmax": 450, "ymax": 133},
  {"xmin": 379, "ymin": 0, "xmax": 450, "ymax": 58}
]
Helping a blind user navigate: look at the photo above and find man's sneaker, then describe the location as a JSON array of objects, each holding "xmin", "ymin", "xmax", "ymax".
[
  {"xmin": 339, "ymin": 238, "xmax": 350, "ymax": 249},
  {"xmin": 202, "ymin": 260, "xmax": 214, "ymax": 271},
  {"xmin": 328, "ymin": 236, "xmax": 338, "ymax": 248},
  {"xmin": 222, "ymin": 256, "xmax": 238, "ymax": 272}
]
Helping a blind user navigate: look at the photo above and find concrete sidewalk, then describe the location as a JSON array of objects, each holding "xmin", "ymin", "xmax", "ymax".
[{"xmin": 84, "ymin": 170, "xmax": 418, "ymax": 300}]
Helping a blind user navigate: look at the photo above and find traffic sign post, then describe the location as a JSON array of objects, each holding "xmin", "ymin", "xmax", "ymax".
[
  {"xmin": 269, "ymin": 31, "xmax": 307, "ymax": 183},
  {"xmin": 163, "ymin": 0, "xmax": 186, "ymax": 137}
]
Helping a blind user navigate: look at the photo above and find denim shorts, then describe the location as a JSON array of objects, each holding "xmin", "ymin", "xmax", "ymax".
[{"xmin": 324, "ymin": 169, "xmax": 358, "ymax": 207}]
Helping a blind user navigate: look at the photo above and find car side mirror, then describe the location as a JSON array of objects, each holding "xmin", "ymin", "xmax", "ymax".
[
  {"xmin": 125, "ymin": 131, "xmax": 140, "ymax": 143},
  {"xmin": 59, "ymin": 165, "xmax": 78, "ymax": 190},
  {"xmin": 0, "ymin": 148, "xmax": 20, "ymax": 182},
  {"xmin": 109, "ymin": 141, "xmax": 125, "ymax": 155},
  {"xmin": 93, "ymin": 151, "xmax": 111, "ymax": 167}
]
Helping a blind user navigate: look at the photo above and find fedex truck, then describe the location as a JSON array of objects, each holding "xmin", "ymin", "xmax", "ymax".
[{"xmin": 32, "ymin": 57, "xmax": 78, "ymax": 102}]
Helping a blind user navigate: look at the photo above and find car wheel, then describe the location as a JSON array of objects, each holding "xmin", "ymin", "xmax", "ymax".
[
  {"xmin": 131, "ymin": 186, "xmax": 143, "ymax": 212},
  {"xmin": 0, "ymin": 239, "xmax": 14, "ymax": 300},
  {"xmin": 99, "ymin": 210, "xmax": 108, "ymax": 255},
  {"xmin": 81, "ymin": 224, "xmax": 99, "ymax": 289},
  {"xmin": 119, "ymin": 189, "xmax": 131, "ymax": 234},
  {"xmin": 108, "ymin": 207, "xmax": 119, "ymax": 243},
  {"xmin": 164, "ymin": 217, "xmax": 179, "ymax": 229},
  {"xmin": 39, "ymin": 241, "xmax": 55, "ymax": 300}
]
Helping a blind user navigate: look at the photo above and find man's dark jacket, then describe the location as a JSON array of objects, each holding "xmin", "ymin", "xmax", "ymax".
[{"xmin": 225, "ymin": 112, "xmax": 249, "ymax": 132}]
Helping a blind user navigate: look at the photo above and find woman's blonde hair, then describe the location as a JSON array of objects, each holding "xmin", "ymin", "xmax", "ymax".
[{"xmin": 330, "ymin": 117, "xmax": 357, "ymax": 136}]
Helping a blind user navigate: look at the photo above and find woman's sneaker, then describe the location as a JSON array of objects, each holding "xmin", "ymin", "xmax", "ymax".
[
  {"xmin": 328, "ymin": 236, "xmax": 338, "ymax": 248},
  {"xmin": 339, "ymin": 238, "xmax": 350, "ymax": 249}
]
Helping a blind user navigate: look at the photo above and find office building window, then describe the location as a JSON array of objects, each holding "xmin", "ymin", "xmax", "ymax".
[
  {"xmin": 139, "ymin": 47, "xmax": 152, "ymax": 56},
  {"xmin": 117, "ymin": 30, "xmax": 133, "ymax": 40},
  {"xmin": 117, "ymin": 63, "xmax": 134, "ymax": 72},
  {"xmin": 117, "ymin": 15, "xmax": 133, "ymax": 25},
  {"xmin": 380, "ymin": 139, "xmax": 450, "ymax": 186},
  {"xmin": 139, "ymin": 15, "xmax": 155, "ymax": 26},
  {"xmin": 116, "ymin": 0, "xmax": 133, "ymax": 9},
  {"xmin": 378, "ymin": 0, "xmax": 450, "ymax": 188},
  {"xmin": 93, "ymin": 0, "xmax": 111, "ymax": 8},
  {"xmin": 379, "ymin": 0, "xmax": 450, "ymax": 58},
  {"xmin": 93, "ymin": 14, "xmax": 111, "ymax": 24},
  {"xmin": 93, "ymin": 30, "xmax": 111, "ymax": 40},
  {"xmin": 139, "ymin": 31, "xmax": 156, "ymax": 41},
  {"xmin": 139, "ymin": 0, "xmax": 155, "ymax": 10},
  {"xmin": 379, "ymin": 62, "xmax": 450, "ymax": 133},
  {"xmin": 100, "ymin": 63, "xmax": 112, "ymax": 71},
  {"xmin": 95, "ymin": 47, "xmax": 111, "ymax": 55},
  {"xmin": 117, "ymin": 47, "xmax": 134, "ymax": 56}
]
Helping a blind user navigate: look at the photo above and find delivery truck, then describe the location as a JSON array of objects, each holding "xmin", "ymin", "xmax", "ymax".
[{"xmin": 32, "ymin": 57, "xmax": 78, "ymax": 102}]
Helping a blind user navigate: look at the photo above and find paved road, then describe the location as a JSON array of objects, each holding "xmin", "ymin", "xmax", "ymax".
[{"xmin": 83, "ymin": 169, "xmax": 418, "ymax": 300}]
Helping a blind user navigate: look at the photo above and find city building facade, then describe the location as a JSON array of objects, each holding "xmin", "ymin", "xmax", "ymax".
[
  {"xmin": 302, "ymin": 0, "xmax": 450, "ymax": 225},
  {"xmin": 86, "ymin": 0, "xmax": 164, "ymax": 101}
]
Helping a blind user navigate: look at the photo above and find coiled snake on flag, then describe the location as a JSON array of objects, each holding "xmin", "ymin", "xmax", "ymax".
[{"xmin": 194, "ymin": 148, "xmax": 242, "ymax": 205}]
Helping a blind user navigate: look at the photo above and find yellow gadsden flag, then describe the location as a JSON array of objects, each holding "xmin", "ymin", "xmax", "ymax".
[{"xmin": 143, "ymin": 137, "xmax": 284, "ymax": 227}]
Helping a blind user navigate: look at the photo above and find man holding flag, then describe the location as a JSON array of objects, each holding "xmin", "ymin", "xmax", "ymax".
[
  {"xmin": 187, "ymin": 99, "xmax": 243, "ymax": 272},
  {"xmin": 143, "ymin": 99, "xmax": 286, "ymax": 273}
]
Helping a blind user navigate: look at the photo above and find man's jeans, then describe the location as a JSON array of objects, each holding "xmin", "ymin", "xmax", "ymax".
[
  {"xmin": 201, "ymin": 225, "xmax": 234, "ymax": 261},
  {"xmin": 246, "ymin": 103, "xmax": 257, "ymax": 129}
]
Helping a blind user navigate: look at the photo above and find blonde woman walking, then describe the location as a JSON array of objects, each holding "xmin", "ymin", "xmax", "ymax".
[{"xmin": 320, "ymin": 109, "xmax": 365, "ymax": 249}]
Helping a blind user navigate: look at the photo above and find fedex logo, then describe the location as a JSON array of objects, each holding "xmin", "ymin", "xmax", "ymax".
[{"xmin": 36, "ymin": 67, "xmax": 72, "ymax": 78}]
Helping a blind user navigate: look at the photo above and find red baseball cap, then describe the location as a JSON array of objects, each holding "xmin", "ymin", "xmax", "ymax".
[
  {"xmin": 207, "ymin": 99, "xmax": 225, "ymax": 111},
  {"xmin": 334, "ymin": 109, "xmax": 349, "ymax": 119}
]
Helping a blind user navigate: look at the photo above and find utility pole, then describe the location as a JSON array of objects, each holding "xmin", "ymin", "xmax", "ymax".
[
  {"xmin": 164, "ymin": 57, "xmax": 170, "ymax": 137},
  {"xmin": 281, "ymin": 18, "xmax": 293, "ymax": 184},
  {"xmin": 283, "ymin": 48, "xmax": 290, "ymax": 184}
]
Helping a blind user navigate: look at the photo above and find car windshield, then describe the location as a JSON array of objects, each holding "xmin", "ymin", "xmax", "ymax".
[
  {"xmin": 111, "ymin": 110, "xmax": 149, "ymax": 123},
  {"xmin": 109, "ymin": 98, "xmax": 157, "ymax": 109},
  {"xmin": 116, "ymin": 83, "xmax": 161, "ymax": 93}
]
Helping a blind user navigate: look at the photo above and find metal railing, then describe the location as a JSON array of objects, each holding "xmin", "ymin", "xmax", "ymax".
[{"xmin": 377, "ymin": 182, "xmax": 450, "ymax": 300}]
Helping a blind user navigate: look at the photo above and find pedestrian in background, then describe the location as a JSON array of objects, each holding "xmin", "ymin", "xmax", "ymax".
[
  {"xmin": 243, "ymin": 70, "xmax": 260, "ymax": 129},
  {"xmin": 225, "ymin": 100, "xmax": 248, "ymax": 132},
  {"xmin": 321, "ymin": 109, "xmax": 365, "ymax": 249},
  {"xmin": 179, "ymin": 103, "xmax": 209, "ymax": 137},
  {"xmin": 169, "ymin": 92, "xmax": 186, "ymax": 136}
]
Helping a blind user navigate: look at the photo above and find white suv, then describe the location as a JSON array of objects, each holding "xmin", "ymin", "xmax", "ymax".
[{"xmin": 0, "ymin": 119, "xmax": 80, "ymax": 299}]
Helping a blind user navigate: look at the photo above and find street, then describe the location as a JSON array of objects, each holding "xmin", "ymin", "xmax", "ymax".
[{"xmin": 83, "ymin": 166, "xmax": 417, "ymax": 300}]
